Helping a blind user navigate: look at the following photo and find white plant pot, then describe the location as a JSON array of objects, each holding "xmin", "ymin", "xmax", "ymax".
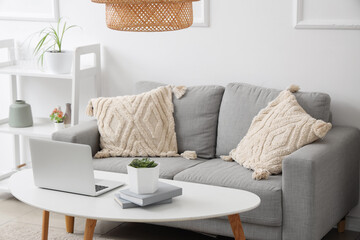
[
  {"xmin": 54, "ymin": 122, "xmax": 65, "ymax": 131},
  {"xmin": 44, "ymin": 51, "xmax": 73, "ymax": 74},
  {"xmin": 127, "ymin": 164, "xmax": 159, "ymax": 194}
]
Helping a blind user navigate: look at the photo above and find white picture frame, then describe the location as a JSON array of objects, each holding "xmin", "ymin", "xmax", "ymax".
[
  {"xmin": 193, "ymin": 0, "xmax": 210, "ymax": 27},
  {"xmin": 0, "ymin": 0, "xmax": 59, "ymax": 22},
  {"xmin": 294, "ymin": 0, "xmax": 360, "ymax": 29}
]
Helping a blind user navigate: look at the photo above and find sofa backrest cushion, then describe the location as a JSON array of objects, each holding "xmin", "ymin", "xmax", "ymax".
[
  {"xmin": 136, "ymin": 81, "xmax": 225, "ymax": 159},
  {"xmin": 216, "ymin": 83, "xmax": 331, "ymax": 156},
  {"xmin": 88, "ymin": 86, "xmax": 178, "ymax": 158}
]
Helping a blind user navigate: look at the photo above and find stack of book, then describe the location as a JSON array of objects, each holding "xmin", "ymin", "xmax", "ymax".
[{"xmin": 114, "ymin": 182, "xmax": 182, "ymax": 209}]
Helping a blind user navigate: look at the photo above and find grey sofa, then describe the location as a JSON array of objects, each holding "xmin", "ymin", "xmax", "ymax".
[{"xmin": 52, "ymin": 82, "xmax": 360, "ymax": 240}]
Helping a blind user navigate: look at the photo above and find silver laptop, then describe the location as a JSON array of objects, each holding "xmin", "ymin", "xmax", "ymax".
[{"xmin": 29, "ymin": 138, "xmax": 124, "ymax": 196}]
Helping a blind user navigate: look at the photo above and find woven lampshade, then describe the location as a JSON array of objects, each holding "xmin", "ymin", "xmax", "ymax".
[{"xmin": 92, "ymin": 0, "xmax": 199, "ymax": 32}]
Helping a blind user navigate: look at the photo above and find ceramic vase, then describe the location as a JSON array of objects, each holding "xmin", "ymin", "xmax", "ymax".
[
  {"xmin": 9, "ymin": 100, "xmax": 33, "ymax": 128},
  {"xmin": 64, "ymin": 103, "xmax": 71, "ymax": 126},
  {"xmin": 127, "ymin": 164, "xmax": 160, "ymax": 194},
  {"xmin": 44, "ymin": 51, "xmax": 73, "ymax": 74}
]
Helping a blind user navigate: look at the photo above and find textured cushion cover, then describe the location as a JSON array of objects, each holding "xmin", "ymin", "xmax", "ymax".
[
  {"xmin": 93, "ymin": 157, "xmax": 205, "ymax": 179},
  {"xmin": 216, "ymin": 83, "xmax": 331, "ymax": 156},
  {"xmin": 173, "ymin": 158, "xmax": 283, "ymax": 227},
  {"xmin": 229, "ymin": 89, "xmax": 332, "ymax": 180},
  {"xmin": 87, "ymin": 86, "xmax": 178, "ymax": 158},
  {"xmin": 136, "ymin": 81, "xmax": 225, "ymax": 159}
]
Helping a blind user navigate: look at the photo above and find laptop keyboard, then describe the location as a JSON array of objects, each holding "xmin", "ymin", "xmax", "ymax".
[{"xmin": 95, "ymin": 185, "xmax": 108, "ymax": 192}]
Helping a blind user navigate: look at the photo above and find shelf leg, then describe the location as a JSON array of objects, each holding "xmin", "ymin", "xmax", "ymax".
[
  {"xmin": 9, "ymin": 75, "xmax": 21, "ymax": 170},
  {"xmin": 71, "ymin": 77, "xmax": 79, "ymax": 126},
  {"xmin": 95, "ymin": 46, "xmax": 102, "ymax": 98},
  {"xmin": 13, "ymin": 135, "xmax": 20, "ymax": 168},
  {"xmin": 10, "ymin": 74, "xmax": 17, "ymax": 102},
  {"xmin": 21, "ymin": 136, "xmax": 31, "ymax": 168}
]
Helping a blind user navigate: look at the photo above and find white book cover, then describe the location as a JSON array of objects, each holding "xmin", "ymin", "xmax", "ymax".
[{"xmin": 119, "ymin": 182, "xmax": 182, "ymax": 206}]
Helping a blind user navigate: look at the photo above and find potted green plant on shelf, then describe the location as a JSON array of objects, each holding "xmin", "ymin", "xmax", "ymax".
[
  {"xmin": 127, "ymin": 158, "xmax": 159, "ymax": 194},
  {"xmin": 50, "ymin": 107, "xmax": 65, "ymax": 131},
  {"xmin": 33, "ymin": 18, "xmax": 79, "ymax": 74}
]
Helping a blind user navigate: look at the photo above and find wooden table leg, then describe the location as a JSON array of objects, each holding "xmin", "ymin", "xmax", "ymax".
[
  {"xmin": 65, "ymin": 216, "xmax": 75, "ymax": 233},
  {"xmin": 42, "ymin": 210, "xmax": 50, "ymax": 240},
  {"xmin": 228, "ymin": 214, "xmax": 246, "ymax": 240},
  {"xmin": 84, "ymin": 219, "xmax": 97, "ymax": 240},
  {"xmin": 337, "ymin": 217, "xmax": 346, "ymax": 233}
]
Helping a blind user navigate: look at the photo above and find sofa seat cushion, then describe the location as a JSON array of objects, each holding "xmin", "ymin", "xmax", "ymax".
[
  {"xmin": 136, "ymin": 81, "xmax": 225, "ymax": 159},
  {"xmin": 216, "ymin": 83, "xmax": 331, "ymax": 156},
  {"xmin": 173, "ymin": 158, "xmax": 282, "ymax": 226},
  {"xmin": 93, "ymin": 157, "xmax": 205, "ymax": 179}
]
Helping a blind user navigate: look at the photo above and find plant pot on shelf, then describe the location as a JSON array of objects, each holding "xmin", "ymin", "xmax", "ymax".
[
  {"xmin": 127, "ymin": 164, "xmax": 160, "ymax": 194},
  {"xmin": 44, "ymin": 51, "xmax": 73, "ymax": 74},
  {"xmin": 54, "ymin": 122, "xmax": 65, "ymax": 131}
]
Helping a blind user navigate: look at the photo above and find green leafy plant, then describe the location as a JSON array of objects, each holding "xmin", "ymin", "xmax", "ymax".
[
  {"xmin": 33, "ymin": 18, "xmax": 79, "ymax": 66},
  {"xmin": 50, "ymin": 107, "xmax": 65, "ymax": 123},
  {"xmin": 129, "ymin": 158, "xmax": 158, "ymax": 168}
]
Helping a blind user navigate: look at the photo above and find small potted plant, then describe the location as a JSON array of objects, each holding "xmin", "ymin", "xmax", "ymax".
[
  {"xmin": 127, "ymin": 158, "xmax": 159, "ymax": 194},
  {"xmin": 50, "ymin": 107, "xmax": 65, "ymax": 131},
  {"xmin": 33, "ymin": 18, "xmax": 79, "ymax": 74}
]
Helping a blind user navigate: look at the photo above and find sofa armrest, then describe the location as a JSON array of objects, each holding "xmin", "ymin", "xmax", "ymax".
[
  {"xmin": 282, "ymin": 126, "xmax": 360, "ymax": 240},
  {"xmin": 51, "ymin": 120, "xmax": 100, "ymax": 156}
]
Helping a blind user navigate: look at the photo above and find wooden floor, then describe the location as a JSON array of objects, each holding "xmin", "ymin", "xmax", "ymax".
[{"xmin": 0, "ymin": 191, "xmax": 358, "ymax": 240}]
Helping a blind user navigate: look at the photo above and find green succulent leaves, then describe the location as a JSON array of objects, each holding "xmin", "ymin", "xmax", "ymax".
[{"xmin": 129, "ymin": 158, "xmax": 158, "ymax": 168}]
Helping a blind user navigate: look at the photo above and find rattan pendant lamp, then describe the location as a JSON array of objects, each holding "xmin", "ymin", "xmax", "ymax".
[{"xmin": 92, "ymin": 0, "xmax": 199, "ymax": 32}]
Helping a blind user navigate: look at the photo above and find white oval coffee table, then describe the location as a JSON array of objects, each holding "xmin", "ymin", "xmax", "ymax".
[{"xmin": 10, "ymin": 169, "xmax": 260, "ymax": 240}]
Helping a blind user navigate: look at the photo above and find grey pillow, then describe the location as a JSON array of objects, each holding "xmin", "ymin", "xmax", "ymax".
[
  {"xmin": 136, "ymin": 81, "xmax": 225, "ymax": 159},
  {"xmin": 216, "ymin": 83, "xmax": 331, "ymax": 156}
]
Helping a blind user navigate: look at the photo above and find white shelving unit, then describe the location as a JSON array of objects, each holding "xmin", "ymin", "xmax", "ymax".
[{"xmin": 0, "ymin": 39, "xmax": 101, "ymax": 188}]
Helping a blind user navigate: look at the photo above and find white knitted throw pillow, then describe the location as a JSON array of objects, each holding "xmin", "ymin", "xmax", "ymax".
[
  {"xmin": 86, "ymin": 86, "xmax": 180, "ymax": 158},
  {"xmin": 226, "ymin": 86, "xmax": 332, "ymax": 180}
]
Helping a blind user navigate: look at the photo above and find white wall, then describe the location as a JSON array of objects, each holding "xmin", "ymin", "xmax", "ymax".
[{"xmin": 1, "ymin": 0, "xmax": 360, "ymax": 222}]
